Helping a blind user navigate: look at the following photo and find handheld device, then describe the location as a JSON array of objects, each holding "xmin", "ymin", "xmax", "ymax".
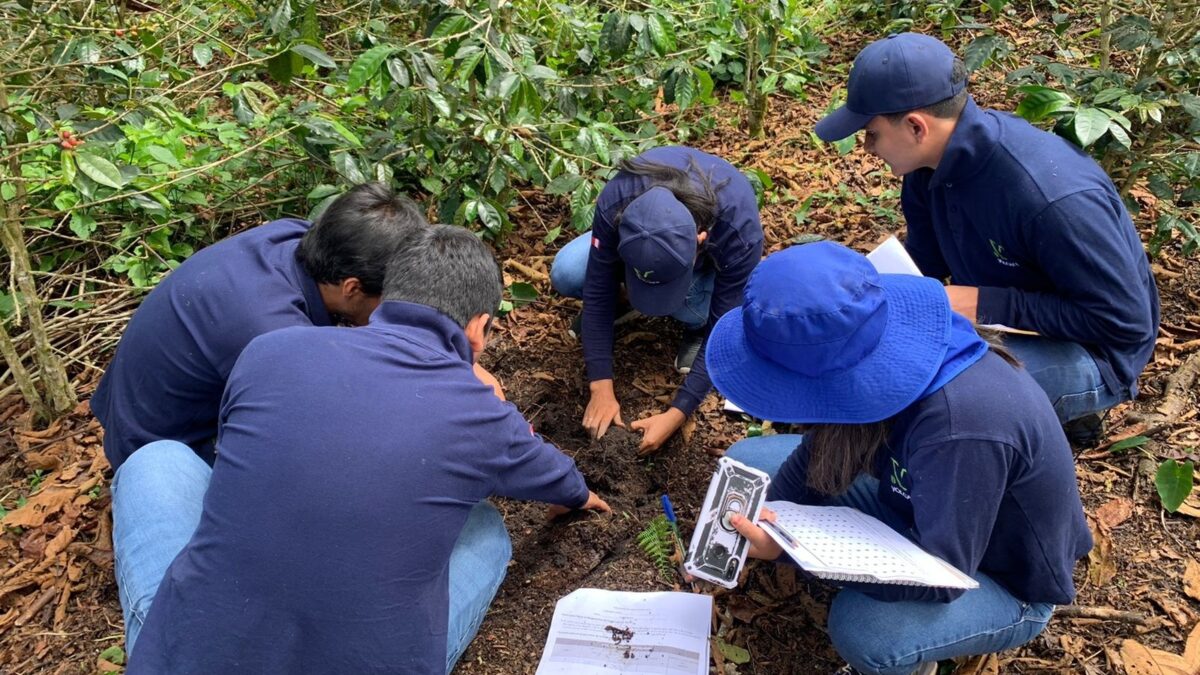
[{"xmin": 684, "ymin": 457, "xmax": 771, "ymax": 588}]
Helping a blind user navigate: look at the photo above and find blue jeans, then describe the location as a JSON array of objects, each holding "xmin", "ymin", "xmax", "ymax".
[
  {"xmin": 111, "ymin": 440, "xmax": 511, "ymax": 673},
  {"xmin": 1001, "ymin": 335, "xmax": 1123, "ymax": 423},
  {"xmin": 550, "ymin": 231, "xmax": 714, "ymax": 329},
  {"xmin": 726, "ymin": 436, "xmax": 1054, "ymax": 675}
]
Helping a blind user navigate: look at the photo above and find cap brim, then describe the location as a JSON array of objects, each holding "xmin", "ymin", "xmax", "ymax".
[
  {"xmin": 624, "ymin": 267, "xmax": 692, "ymax": 317},
  {"xmin": 705, "ymin": 274, "xmax": 951, "ymax": 424},
  {"xmin": 815, "ymin": 105, "xmax": 874, "ymax": 142}
]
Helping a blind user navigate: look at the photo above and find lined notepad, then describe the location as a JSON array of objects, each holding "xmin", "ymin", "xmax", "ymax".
[{"xmin": 760, "ymin": 502, "xmax": 978, "ymax": 589}]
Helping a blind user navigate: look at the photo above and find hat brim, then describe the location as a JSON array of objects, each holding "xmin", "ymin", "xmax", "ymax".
[
  {"xmin": 706, "ymin": 274, "xmax": 951, "ymax": 424},
  {"xmin": 815, "ymin": 105, "xmax": 875, "ymax": 142},
  {"xmin": 624, "ymin": 266, "xmax": 692, "ymax": 317}
]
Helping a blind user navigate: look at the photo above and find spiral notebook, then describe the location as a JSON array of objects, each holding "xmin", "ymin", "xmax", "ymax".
[{"xmin": 759, "ymin": 501, "xmax": 978, "ymax": 589}]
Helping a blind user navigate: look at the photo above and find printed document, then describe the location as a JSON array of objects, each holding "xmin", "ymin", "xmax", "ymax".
[{"xmin": 535, "ymin": 588, "xmax": 712, "ymax": 675}]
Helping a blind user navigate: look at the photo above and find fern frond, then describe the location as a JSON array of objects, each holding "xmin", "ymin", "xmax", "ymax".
[{"xmin": 637, "ymin": 515, "xmax": 678, "ymax": 583}]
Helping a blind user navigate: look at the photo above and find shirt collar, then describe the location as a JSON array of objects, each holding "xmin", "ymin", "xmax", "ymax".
[
  {"xmin": 929, "ymin": 97, "xmax": 1000, "ymax": 187},
  {"xmin": 368, "ymin": 301, "xmax": 474, "ymax": 363}
]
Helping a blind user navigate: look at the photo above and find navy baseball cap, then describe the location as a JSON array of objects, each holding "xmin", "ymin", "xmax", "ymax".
[
  {"xmin": 617, "ymin": 187, "xmax": 696, "ymax": 316},
  {"xmin": 815, "ymin": 33, "xmax": 965, "ymax": 142}
]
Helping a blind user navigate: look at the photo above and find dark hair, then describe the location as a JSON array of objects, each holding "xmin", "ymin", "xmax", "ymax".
[
  {"xmin": 296, "ymin": 182, "xmax": 428, "ymax": 295},
  {"xmin": 613, "ymin": 156, "xmax": 725, "ymax": 234},
  {"xmin": 381, "ymin": 224, "xmax": 502, "ymax": 328},
  {"xmin": 883, "ymin": 58, "xmax": 969, "ymax": 123},
  {"xmin": 801, "ymin": 336, "xmax": 1021, "ymax": 496}
]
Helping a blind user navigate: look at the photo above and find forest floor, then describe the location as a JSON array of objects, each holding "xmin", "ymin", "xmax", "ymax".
[{"xmin": 1, "ymin": 27, "xmax": 1199, "ymax": 675}]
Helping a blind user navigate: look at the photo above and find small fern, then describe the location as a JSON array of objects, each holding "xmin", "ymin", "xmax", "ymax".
[{"xmin": 637, "ymin": 515, "xmax": 678, "ymax": 583}]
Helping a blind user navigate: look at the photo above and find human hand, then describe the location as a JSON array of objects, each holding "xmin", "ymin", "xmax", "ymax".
[
  {"xmin": 546, "ymin": 490, "xmax": 612, "ymax": 520},
  {"xmin": 730, "ymin": 508, "xmax": 783, "ymax": 561},
  {"xmin": 473, "ymin": 363, "xmax": 505, "ymax": 401},
  {"xmin": 630, "ymin": 407, "xmax": 686, "ymax": 455},
  {"xmin": 583, "ymin": 380, "xmax": 624, "ymax": 439},
  {"xmin": 944, "ymin": 285, "xmax": 979, "ymax": 322}
]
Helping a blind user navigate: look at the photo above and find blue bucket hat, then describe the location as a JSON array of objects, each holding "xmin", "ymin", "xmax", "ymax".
[
  {"xmin": 815, "ymin": 33, "xmax": 965, "ymax": 142},
  {"xmin": 705, "ymin": 242, "xmax": 952, "ymax": 424},
  {"xmin": 617, "ymin": 187, "xmax": 697, "ymax": 316}
]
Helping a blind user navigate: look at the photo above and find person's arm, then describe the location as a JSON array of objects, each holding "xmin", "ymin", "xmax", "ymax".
[
  {"xmin": 976, "ymin": 190, "xmax": 1155, "ymax": 345},
  {"xmin": 900, "ymin": 176, "xmax": 952, "ymax": 281},
  {"xmin": 670, "ymin": 239, "xmax": 763, "ymax": 415},
  {"xmin": 486, "ymin": 401, "xmax": 595, "ymax": 508},
  {"xmin": 848, "ymin": 438, "xmax": 1011, "ymax": 603},
  {"xmin": 580, "ymin": 200, "xmax": 622, "ymax": 386}
]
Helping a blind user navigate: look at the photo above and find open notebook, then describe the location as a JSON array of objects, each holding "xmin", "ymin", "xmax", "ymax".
[{"xmin": 759, "ymin": 501, "xmax": 978, "ymax": 589}]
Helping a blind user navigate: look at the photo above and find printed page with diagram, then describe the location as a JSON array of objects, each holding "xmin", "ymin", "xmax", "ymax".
[{"xmin": 535, "ymin": 588, "xmax": 712, "ymax": 675}]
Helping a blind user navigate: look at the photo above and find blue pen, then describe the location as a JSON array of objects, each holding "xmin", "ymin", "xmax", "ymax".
[
  {"xmin": 660, "ymin": 494, "xmax": 678, "ymax": 527},
  {"xmin": 661, "ymin": 494, "xmax": 690, "ymax": 583}
]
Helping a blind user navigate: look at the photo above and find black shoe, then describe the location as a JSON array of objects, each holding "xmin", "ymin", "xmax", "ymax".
[
  {"xmin": 1063, "ymin": 412, "xmax": 1104, "ymax": 447},
  {"xmin": 675, "ymin": 330, "xmax": 704, "ymax": 374}
]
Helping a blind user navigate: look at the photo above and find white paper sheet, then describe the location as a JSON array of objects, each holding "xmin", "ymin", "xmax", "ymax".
[
  {"xmin": 534, "ymin": 589, "xmax": 712, "ymax": 675},
  {"xmin": 865, "ymin": 235, "xmax": 924, "ymax": 276},
  {"xmin": 866, "ymin": 236, "xmax": 1037, "ymax": 336}
]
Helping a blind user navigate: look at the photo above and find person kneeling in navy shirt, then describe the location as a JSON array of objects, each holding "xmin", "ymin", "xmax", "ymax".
[
  {"xmin": 705, "ymin": 242, "xmax": 1092, "ymax": 674},
  {"xmin": 549, "ymin": 146, "xmax": 764, "ymax": 453},
  {"xmin": 814, "ymin": 33, "xmax": 1159, "ymax": 439},
  {"xmin": 113, "ymin": 224, "xmax": 611, "ymax": 674},
  {"xmin": 92, "ymin": 182, "xmax": 430, "ymax": 474}
]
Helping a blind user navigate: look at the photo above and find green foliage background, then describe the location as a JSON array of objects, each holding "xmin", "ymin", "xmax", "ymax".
[{"xmin": 0, "ymin": 0, "xmax": 1197, "ymax": 420}]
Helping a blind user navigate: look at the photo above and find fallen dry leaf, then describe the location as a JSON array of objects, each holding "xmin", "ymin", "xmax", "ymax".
[
  {"xmin": 1096, "ymin": 497, "xmax": 1135, "ymax": 531},
  {"xmin": 1121, "ymin": 639, "xmax": 1165, "ymax": 675},
  {"xmin": 1087, "ymin": 521, "xmax": 1118, "ymax": 587},
  {"xmin": 1184, "ymin": 621, "xmax": 1200, "ymax": 665},
  {"xmin": 957, "ymin": 653, "xmax": 1002, "ymax": 674},
  {"xmin": 42, "ymin": 526, "xmax": 74, "ymax": 561},
  {"xmin": 2, "ymin": 487, "xmax": 76, "ymax": 529},
  {"xmin": 1185, "ymin": 560, "xmax": 1200, "ymax": 603}
]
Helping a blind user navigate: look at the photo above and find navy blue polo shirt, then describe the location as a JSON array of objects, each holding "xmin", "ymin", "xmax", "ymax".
[
  {"xmin": 770, "ymin": 351, "xmax": 1093, "ymax": 605},
  {"xmin": 128, "ymin": 301, "xmax": 589, "ymax": 674},
  {"xmin": 91, "ymin": 219, "xmax": 331, "ymax": 470},
  {"xmin": 902, "ymin": 98, "xmax": 1159, "ymax": 400},
  {"xmin": 583, "ymin": 146, "xmax": 764, "ymax": 414}
]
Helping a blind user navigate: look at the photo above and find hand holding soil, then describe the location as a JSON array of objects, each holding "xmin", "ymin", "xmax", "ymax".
[
  {"xmin": 630, "ymin": 407, "xmax": 686, "ymax": 454},
  {"xmin": 545, "ymin": 490, "xmax": 612, "ymax": 521},
  {"xmin": 583, "ymin": 379, "xmax": 625, "ymax": 439}
]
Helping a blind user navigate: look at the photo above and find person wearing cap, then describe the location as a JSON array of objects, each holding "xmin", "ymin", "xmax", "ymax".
[
  {"xmin": 814, "ymin": 32, "xmax": 1159, "ymax": 439},
  {"xmin": 549, "ymin": 146, "xmax": 764, "ymax": 452},
  {"xmin": 705, "ymin": 242, "xmax": 1092, "ymax": 675}
]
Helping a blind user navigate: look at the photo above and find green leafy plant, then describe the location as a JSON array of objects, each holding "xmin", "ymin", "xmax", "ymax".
[
  {"xmin": 637, "ymin": 515, "xmax": 679, "ymax": 583},
  {"xmin": 1006, "ymin": 2, "xmax": 1200, "ymax": 257},
  {"xmin": 1155, "ymin": 458, "xmax": 1195, "ymax": 513}
]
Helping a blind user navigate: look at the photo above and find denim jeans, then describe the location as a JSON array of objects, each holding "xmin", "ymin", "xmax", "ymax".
[
  {"xmin": 111, "ymin": 440, "xmax": 512, "ymax": 673},
  {"xmin": 1000, "ymin": 335, "xmax": 1124, "ymax": 423},
  {"xmin": 725, "ymin": 436, "xmax": 1054, "ymax": 675},
  {"xmin": 550, "ymin": 231, "xmax": 714, "ymax": 329}
]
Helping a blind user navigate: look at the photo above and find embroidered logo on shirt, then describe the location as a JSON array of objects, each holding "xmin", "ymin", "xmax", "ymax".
[
  {"xmin": 889, "ymin": 458, "xmax": 911, "ymax": 501},
  {"xmin": 592, "ymin": 237, "xmax": 600, "ymax": 249},
  {"xmin": 989, "ymin": 239, "xmax": 1020, "ymax": 268}
]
